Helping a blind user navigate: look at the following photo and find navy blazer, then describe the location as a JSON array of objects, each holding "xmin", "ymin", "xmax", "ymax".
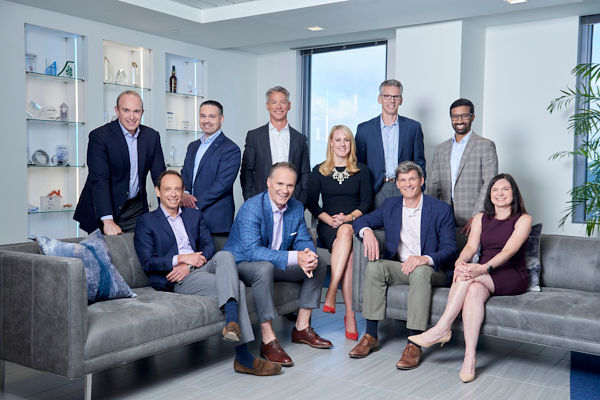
[
  {"xmin": 134, "ymin": 207, "xmax": 215, "ymax": 292},
  {"xmin": 352, "ymin": 194, "xmax": 456, "ymax": 272},
  {"xmin": 224, "ymin": 191, "xmax": 316, "ymax": 270},
  {"xmin": 355, "ymin": 115, "xmax": 426, "ymax": 194},
  {"xmin": 180, "ymin": 132, "xmax": 241, "ymax": 234},
  {"xmin": 240, "ymin": 123, "xmax": 310, "ymax": 204},
  {"xmin": 74, "ymin": 120, "xmax": 166, "ymax": 233}
]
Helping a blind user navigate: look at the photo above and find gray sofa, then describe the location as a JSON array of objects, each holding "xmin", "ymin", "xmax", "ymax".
[
  {"xmin": 0, "ymin": 233, "xmax": 302, "ymax": 399},
  {"xmin": 352, "ymin": 232, "xmax": 600, "ymax": 356}
]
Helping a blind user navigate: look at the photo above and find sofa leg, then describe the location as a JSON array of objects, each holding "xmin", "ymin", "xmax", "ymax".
[
  {"xmin": 84, "ymin": 373, "xmax": 92, "ymax": 400},
  {"xmin": 0, "ymin": 360, "xmax": 5, "ymax": 390}
]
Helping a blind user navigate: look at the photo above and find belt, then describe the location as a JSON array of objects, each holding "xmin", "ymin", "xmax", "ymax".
[{"xmin": 384, "ymin": 177, "xmax": 396, "ymax": 183}]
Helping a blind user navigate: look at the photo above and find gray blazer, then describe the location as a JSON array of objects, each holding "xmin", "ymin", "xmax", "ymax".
[{"xmin": 426, "ymin": 132, "xmax": 498, "ymax": 227}]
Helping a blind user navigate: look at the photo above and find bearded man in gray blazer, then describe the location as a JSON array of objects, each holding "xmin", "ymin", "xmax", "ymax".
[{"xmin": 426, "ymin": 98, "xmax": 498, "ymax": 249}]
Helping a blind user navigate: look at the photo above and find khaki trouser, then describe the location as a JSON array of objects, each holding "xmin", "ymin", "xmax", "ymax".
[{"xmin": 362, "ymin": 260, "xmax": 447, "ymax": 331}]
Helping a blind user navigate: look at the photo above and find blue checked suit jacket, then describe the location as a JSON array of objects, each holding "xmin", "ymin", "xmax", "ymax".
[{"xmin": 224, "ymin": 191, "xmax": 316, "ymax": 270}]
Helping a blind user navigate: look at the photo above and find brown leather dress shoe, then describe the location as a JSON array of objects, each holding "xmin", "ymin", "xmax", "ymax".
[
  {"xmin": 396, "ymin": 342, "xmax": 422, "ymax": 370},
  {"xmin": 291, "ymin": 326, "xmax": 333, "ymax": 349},
  {"xmin": 233, "ymin": 358, "xmax": 282, "ymax": 376},
  {"xmin": 349, "ymin": 334, "xmax": 380, "ymax": 358},
  {"xmin": 222, "ymin": 321, "xmax": 241, "ymax": 342},
  {"xmin": 260, "ymin": 339, "xmax": 294, "ymax": 367}
]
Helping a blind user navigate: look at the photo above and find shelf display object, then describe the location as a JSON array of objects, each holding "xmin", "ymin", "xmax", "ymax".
[
  {"xmin": 25, "ymin": 24, "xmax": 86, "ymax": 240},
  {"xmin": 164, "ymin": 53, "xmax": 206, "ymax": 168}
]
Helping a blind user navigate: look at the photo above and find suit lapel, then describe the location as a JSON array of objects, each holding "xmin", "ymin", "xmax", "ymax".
[
  {"xmin": 420, "ymin": 196, "xmax": 431, "ymax": 253},
  {"xmin": 260, "ymin": 125, "xmax": 273, "ymax": 167},
  {"xmin": 262, "ymin": 192, "xmax": 274, "ymax": 247},
  {"xmin": 181, "ymin": 209, "xmax": 198, "ymax": 252},
  {"xmin": 110, "ymin": 121, "xmax": 131, "ymax": 171},
  {"xmin": 194, "ymin": 133, "xmax": 224, "ymax": 187},
  {"xmin": 154, "ymin": 209, "xmax": 177, "ymax": 246},
  {"xmin": 442, "ymin": 139, "xmax": 453, "ymax": 192},
  {"xmin": 137, "ymin": 127, "xmax": 148, "ymax": 180},
  {"xmin": 396, "ymin": 115, "xmax": 406, "ymax": 161},
  {"xmin": 281, "ymin": 206, "xmax": 294, "ymax": 250},
  {"xmin": 371, "ymin": 118, "xmax": 385, "ymax": 161},
  {"xmin": 389, "ymin": 197, "xmax": 404, "ymax": 252},
  {"xmin": 456, "ymin": 133, "xmax": 478, "ymax": 179}
]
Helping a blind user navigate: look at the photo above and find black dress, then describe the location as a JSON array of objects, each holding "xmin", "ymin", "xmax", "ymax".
[{"xmin": 307, "ymin": 162, "xmax": 372, "ymax": 251}]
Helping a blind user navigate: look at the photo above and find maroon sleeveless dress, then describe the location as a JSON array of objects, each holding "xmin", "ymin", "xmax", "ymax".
[{"xmin": 479, "ymin": 213, "xmax": 528, "ymax": 296}]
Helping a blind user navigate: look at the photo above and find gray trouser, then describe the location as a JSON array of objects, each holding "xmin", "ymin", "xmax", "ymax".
[
  {"xmin": 175, "ymin": 251, "xmax": 254, "ymax": 344},
  {"xmin": 362, "ymin": 260, "xmax": 447, "ymax": 331},
  {"xmin": 237, "ymin": 260, "xmax": 326, "ymax": 324},
  {"xmin": 374, "ymin": 181, "xmax": 399, "ymax": 208}
]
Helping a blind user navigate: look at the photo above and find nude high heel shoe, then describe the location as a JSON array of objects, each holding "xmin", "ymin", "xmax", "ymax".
[{"xmin": 408, "ymin": 331, "xmax": 452, "ymax": 348}]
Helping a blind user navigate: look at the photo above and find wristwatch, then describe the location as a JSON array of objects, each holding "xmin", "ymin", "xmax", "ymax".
[
  {"xmin": 487, "ymin": 264, "xmax": 493, "ymax": 274},
  {"xmin": 188, "ymin": 265, "xmax": 198, "ymax": 272},
  {"xmin": 351, "ymin": 214, "xmax": 355, "ymax": 221}
]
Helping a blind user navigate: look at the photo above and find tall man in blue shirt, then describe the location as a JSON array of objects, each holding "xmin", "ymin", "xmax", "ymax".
[
  {"xmin": 355, "ymin": 79, "xmax": 426, "ymax": 208},
  {"xmin": 74, "ymin": 90, "xmax": 166, "ymax": 234},
  {"xmin": 180, "ymin": 100, "xmax": 241, "ymax": 234}
]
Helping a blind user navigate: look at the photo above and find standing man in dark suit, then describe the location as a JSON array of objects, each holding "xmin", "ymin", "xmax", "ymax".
[
  {"xmin": 180, "ymin": 100, "xmax": 240, "ymax": 234},
  {"xmin": 240, "ymin": 86, "xmax": 310, "ymax": 204},
  {"xmin": 349, "ymin": 161, "xmax": 456, "ymax": 370},
  {"xmin": 225, "ymin": 162, "xmax": 332, "ymax": 367},
  {"xmin": 427, "ymin": 98, "xmax": 498, "ymax": 249},
  {"xmin": 74, "ymin": 90, "xmax": 165, "ymax": 234},
  {"xmin": 355, "ymin": 79, "xmax": 426, "ymax": 208},
  {"xmin": 134, "ymin": 170, "xmax": 280, "ymax": 376}
]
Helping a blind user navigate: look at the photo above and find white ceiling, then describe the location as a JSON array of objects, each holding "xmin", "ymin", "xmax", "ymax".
[{"xmin": 8, "ymin": 0, "xmax": 600, "ymax": 53}]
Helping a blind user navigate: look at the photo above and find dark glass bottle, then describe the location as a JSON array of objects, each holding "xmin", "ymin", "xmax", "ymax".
[{"xmin": 169, "ymin": 66, "xmax": 177, "ymax": 93}]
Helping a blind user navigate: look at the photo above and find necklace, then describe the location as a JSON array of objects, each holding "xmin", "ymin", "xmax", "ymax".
[{"xmin": 331, "ymin": 167, "xmax": 350, "ymax": 184}]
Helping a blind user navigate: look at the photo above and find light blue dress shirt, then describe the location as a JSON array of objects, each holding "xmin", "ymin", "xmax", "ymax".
[
  {"xmin": 159, "ymin": 205, "xmax": 195, "ymax": 266},
  {"xmin": 380, "ymin": 115, "xmax": 399, "ymax": 179},
  {"xmin": 191, "ymin": 130, "xmax": 222, "ymax": 193},
  {"xmin": 450, "ymin": 131, "xmax": 472, "ymax": 199}
]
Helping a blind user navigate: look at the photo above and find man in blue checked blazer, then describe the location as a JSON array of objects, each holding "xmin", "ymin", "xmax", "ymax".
[{"xmin": 225, "ymin": 162, "xmax": 332, "ymax": 367}]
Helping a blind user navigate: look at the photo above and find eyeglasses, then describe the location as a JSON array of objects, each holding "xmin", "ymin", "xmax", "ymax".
[
  {"xmin": 381, "ymin": 94, "xmax": 401, "ymax": 101},
  {"xmin": 450, "ymin": 113, "xmax": 472, "ymax": 121}
]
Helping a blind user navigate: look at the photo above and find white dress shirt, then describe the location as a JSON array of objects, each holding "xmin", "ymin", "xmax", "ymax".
[{"xmin": 268, "ymin": 122, "xmax": 290, "ymax": 163}]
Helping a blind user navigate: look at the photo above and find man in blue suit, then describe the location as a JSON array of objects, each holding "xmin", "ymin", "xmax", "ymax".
[
  {"xmin": 134, "ymin": 170, "xmax": 280, "ymax": 376},
  {"xmin": 74, "ymin": 90, "xmax": 166, "ymax": 234},
  {"xmin": 180, "ymin": 100, "xmax": 240, "ymax": 234},
  {"xmin": 225, "ymin": 162, "xmax": 332, "ymax": 367},
  {"xmin": 355, "ymin": 79, "xmax": 426, "ymax": 208},
  {"xmin": 349, "ymin": 161, "xmax": 456, "ymax": 370}
]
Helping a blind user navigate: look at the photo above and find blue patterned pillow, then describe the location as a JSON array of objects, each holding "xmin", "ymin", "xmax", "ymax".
[
  {"xmin": 38, "ymin": 229, "xmax": 136, "ymax": 304},
  {"xmin": 525, "ymin": 223, "xmax": 543, "ymax": 292}
]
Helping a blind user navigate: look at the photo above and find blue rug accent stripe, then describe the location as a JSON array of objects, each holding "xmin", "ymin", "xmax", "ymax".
[
  {"xmin": 81, "ymin": 242, "xmax": 112, "ymax": 301},
  {"xmin": 570, "ymin": 351, "xmax": 600, "ymax": 400}
]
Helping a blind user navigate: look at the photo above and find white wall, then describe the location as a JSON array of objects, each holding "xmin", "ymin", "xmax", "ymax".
[
  {"xmin": 483, "ymin": 16, "xmax": 585, "ymax": 236},
  {"xmin": 0, "ymin": 0, "xmax": 258, "ymax": 243}
]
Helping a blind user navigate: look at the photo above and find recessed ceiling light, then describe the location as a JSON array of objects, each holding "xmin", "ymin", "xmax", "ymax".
[
  {"xmin": 505, "ymin": 0, "xmax": 527, "ymax": 4},
  {"xmin": 306, "ymin": 26, "xmax": 324, "ymax": 32}
]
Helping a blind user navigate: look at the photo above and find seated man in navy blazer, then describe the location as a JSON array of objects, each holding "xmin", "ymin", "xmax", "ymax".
[
  {"xmin": 180, "ymin": 100, "xmax": 240, "ymax": 234},
  {"xmin": 134, "ymin": 170, "xmax": 280, "ymax": 376},
  {"xmin": 349, "ymin": 161, "xmax": 456, "ymax": 370},
  {"xmin": 225, "ymin": 162, "xmax": 332, "ymax": 367},
  {"xmin": 355, "ymin": 79, "xmax": 426, "ymax": 208},
  {"xmin": 74, "ymin": 90, "xmax": 165, "ymax": 234}
]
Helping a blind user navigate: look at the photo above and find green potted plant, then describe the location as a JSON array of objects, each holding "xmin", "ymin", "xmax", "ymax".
[{"xmin": 548, "ymin": 63, "xmax": 600, "ymax": 236}]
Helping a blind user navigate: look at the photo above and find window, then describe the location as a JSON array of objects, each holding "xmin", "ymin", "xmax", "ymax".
[
  {"xmin": 301, "ymin": 42, "xmax": 387, "ymax": 168},
  {"xmin": 576, "ymin": 16, "xmax": 600, "ymax": 223}
]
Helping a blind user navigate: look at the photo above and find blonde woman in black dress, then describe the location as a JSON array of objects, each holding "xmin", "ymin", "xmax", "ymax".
[{"xmin": 307, "ymin": 125, "xmax": 372, "ymax": 340}]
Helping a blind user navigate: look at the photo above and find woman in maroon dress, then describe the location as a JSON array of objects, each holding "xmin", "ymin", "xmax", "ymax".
[{"xmin": 408, "ymin": 173, "xmax": 532, "ymax": 383}]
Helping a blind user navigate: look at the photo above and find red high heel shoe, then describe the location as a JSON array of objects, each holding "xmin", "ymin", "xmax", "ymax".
[
  {"xmin": 344, "ymin": 316, "xmax": 358, "ymax": 341},
  {"xmin": 323, "ymin": 304, "xmax": 336, "ymax": 314}
]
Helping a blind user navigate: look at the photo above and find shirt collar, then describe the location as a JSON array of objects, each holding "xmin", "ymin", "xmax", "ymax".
[
  {"xmin": 380, "ymin": 114, "xmax": 399, "ymax": 129},
  {"xmin": 160, "ymin": 204, "xmax": 182, "ymax": 220},
  {"xmin": 452, "ymin": 131, "xmax": 472, "ymax": 145},
  {"xmin": 118, "ymin": 121, "xmax": 140, "ymax": 139},
  {"xmin": 202, "ymin": 129, "xmax": 222, "ymax": 144},
  {"xmin": 268, "ymin": 121, "xmax": 289, "ymax": 133},
  {"xmin": 268, "ymin": 196, "xmax": 288, "ymax": 214},
  {"xmin": 403, "ymin": 193, "xmax": 424, "ymax": 211}
]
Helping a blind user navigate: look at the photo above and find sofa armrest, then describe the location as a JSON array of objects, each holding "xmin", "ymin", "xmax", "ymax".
[
  {"xmin": 0, "ymin": 250, "xmax": 88, "ymax": 378},
  {"xmin": 352, "ymin": 231, "xmax": 386, "ymax": 313}
]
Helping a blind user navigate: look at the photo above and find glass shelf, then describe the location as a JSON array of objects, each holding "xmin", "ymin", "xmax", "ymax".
[
  {"xmin": 28, "ymin": 208, "xmax": 75, "ymax": 215},
  {"xmin": 26, "ymin": 71, "xmax": 85, "ymax": 82},
  {"xmin": 104, "ymin": 81, "xmax": 151, "ymax": 91},
  {"xmin": 166, "ymin": 129, "xmax": 201, "ymax": 134},
  {"xmin": 28, "ymin": 164, "xmax": 86, "ymax": 168},
  {"xmin": 166, "ymin": 91, "xmax": 204, "ymax": 99},
  {"xmin": 26, "ymin": 118, "xmax": 85, "ymax": 125}
]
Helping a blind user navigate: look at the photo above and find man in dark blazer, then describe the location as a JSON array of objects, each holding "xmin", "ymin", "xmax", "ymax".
[
  {"xmin": 134, "ymin": 170, "xmax": 280, "ymax": 376},
  {"xmin": 240, "ymin": 86, "xmax": 310, "ymax": 204},
  {"xmin": 74, "ymin": 90, "xmax": 165, "ymax": 234},
  {"xmin": 349, "ymin": 161, "xmax": 456, "ymax": 370},
  {"xmin": 180, "ymin": 100, "xmax": 240, "ymax": 234},
  {"xmin": 225, "ymin": 162, "xmax": 331, "ymax": 368},
  {"xmin": 427, "ymin": 98, "xmax": 498, "ymax": 249},
  {"xmin": 355, "ymin": 79, "xmax": 426, "ymax": 208}
]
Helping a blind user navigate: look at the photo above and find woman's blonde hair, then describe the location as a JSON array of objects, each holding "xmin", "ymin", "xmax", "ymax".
[{"xmin": 318, "ymin": 124, "xmax": 360, "ymax": 176}]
